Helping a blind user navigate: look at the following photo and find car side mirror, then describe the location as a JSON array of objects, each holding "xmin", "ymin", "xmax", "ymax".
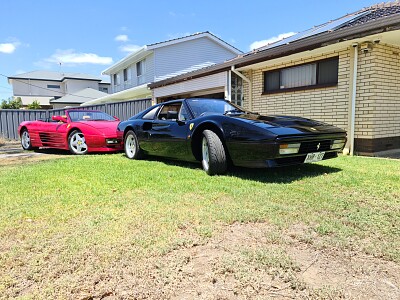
[
  {"xmin": 52, "ymin": 115, "xmax": 67, "ymax": 122},
  {"xmin": 114, "ymin": 116, "xmax": 120, "ymax": 121}
]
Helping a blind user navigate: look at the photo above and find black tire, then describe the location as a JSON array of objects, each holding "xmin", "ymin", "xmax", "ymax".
[
  {"xmin": 68, "ymin": 130, "xmax": 88, "ymax": 155},
  {"xmin": 124, "ymin": 130, "xmax": 143, "ymax": 159},
  {"xmin": 201, "ymin": 130, "xmax": 227, "ymax": 175},
  {"xmin": 20, "ymin": 128, "xmax": 34, "ymax": 150}
]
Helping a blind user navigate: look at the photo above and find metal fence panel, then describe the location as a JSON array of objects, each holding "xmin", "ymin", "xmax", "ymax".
[{"xmin": 0, "ymin": 98, "xmax": 151, "ymax": 140}]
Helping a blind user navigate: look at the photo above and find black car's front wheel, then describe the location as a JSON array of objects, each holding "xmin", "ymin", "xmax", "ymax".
[
  {"xmin": 124, "ymin": 130, "xmax": 143, "ymax": 159},
  {"xmin": 201, "ymin": 130, "xmax": 227, "ymax": 175}
]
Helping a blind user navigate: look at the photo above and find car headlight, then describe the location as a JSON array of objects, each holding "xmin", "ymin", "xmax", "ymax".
[
  {"xmin": 330, "ymin": 139, "xmax": 346, "ymax": 150},
  {"xmin": 279, "ymin": 143, "xmax": 301, "ymax": 155}
]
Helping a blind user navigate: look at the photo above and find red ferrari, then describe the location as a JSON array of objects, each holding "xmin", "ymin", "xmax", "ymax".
[{"xmin": 18, "ymin": 110, "xmax": 122, "ymax": 154}]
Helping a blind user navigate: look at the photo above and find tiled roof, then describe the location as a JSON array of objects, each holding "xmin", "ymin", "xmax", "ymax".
[{"xmin": 342, "ymin": 2, "xmax": 400, "ymax": 28}]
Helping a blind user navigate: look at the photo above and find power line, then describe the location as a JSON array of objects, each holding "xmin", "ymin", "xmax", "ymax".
[{"xmin": 0, "ymin": 73, "xmax": 105, "ymax": 100}]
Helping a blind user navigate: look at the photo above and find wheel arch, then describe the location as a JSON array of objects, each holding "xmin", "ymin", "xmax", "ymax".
[
  {"xmin": 191, "ymin": 121, "xmax": 230, "ymax": 161},
  {"xmin": 123, "ymin": 125, "xmax": 136, "ymax": 140},
  {"xmin": 67, "ymin": 127, "xmax": 82, "ymax": 140},
  {"xmin": 19, "ymin": 125, "xmax": 28, "ymax": 136}
]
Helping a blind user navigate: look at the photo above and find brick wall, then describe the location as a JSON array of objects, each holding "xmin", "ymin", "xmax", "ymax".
[
  {"xmin": 245, "ymin": 49, "xmax": 351, "ymax": 131},
  {"xmin": 357, "ymin": 43, "xmax": 400, "ymax": 139}
]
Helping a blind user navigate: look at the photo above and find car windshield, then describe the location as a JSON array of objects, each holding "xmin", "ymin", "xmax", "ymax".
[
  {"xmin": 68, "ymin": 111, "xmax": 115, "ymax": 122},
  {"xmin": 187, "ymin": 99, "xmax": 245, "ymax": 118}
]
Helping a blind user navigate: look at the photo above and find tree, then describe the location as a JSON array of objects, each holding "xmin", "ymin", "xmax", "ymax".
[
  {"xmin": 0, "ymin": 97, "xmax": 23, "ymax": 109},
  {"xmin": 27, "ymin": 100, "xmax": 41, "ymax": 109}
]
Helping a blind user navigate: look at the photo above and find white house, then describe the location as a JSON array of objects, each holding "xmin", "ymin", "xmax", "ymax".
[
  {"xmin": 82, "ymin": 32, "xmax": 242, "ymax": 105},
  {"xmin": 8, "ymin": 70, "xmax": 110, "ymax": 108}
]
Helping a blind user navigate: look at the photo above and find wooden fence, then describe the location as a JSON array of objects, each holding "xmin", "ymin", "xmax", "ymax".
[{"xmin": 0, "ymin": 98, "xmax": 151, "ymax": 140}]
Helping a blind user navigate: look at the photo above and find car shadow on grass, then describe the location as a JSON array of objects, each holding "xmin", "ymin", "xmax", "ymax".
[{"xmin": 140, "ymin": 156, "xmax": 342, "ymax": 184}]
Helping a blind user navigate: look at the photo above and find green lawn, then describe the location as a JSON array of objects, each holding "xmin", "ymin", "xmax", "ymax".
[{"xmin": 0, "ymin": 154, "xmax": 399, "ymax": 298}]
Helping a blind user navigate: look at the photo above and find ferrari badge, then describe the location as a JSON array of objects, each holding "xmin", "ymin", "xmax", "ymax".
[{"xmin": 189, "ymin": 123, "xmax": 194, "ymax": 130}]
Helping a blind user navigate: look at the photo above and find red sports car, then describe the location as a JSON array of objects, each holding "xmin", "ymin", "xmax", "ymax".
[{"xmin": 18, "ymin": 110, "xmax": 122, "ymax": 155}]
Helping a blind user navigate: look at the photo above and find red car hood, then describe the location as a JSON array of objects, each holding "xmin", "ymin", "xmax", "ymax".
[{"xmin": 78, "ymin": 121, "xmax": 119, "ymax": 134}]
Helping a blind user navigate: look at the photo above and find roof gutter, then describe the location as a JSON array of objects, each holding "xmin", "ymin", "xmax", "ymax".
[{"xmin": 149, "ymin": 14, "xmax": 400, "ymax": 89}]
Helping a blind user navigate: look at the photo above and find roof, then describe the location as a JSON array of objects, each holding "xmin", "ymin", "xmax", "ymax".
[
  {"xmin": 50, "ymin": 88, "xmax": 108, "ymax": 104},
  {"xmin": 8, "ymin": 70, "xmax": 102, "ymax": 82},
  {"xmin": 146, "ymin": 31, "xmax": 242, "ymax": 53},
  {"xmin": 149, "ymin": 1, "xmax": 400, "ymax": 89},
  {"xmin": 102, "ymin": 31, "xmax": 242, "ymax": 75},
  {"xmin": 81, "ymin": 84, "xmax": 151, "ymax": 106}
]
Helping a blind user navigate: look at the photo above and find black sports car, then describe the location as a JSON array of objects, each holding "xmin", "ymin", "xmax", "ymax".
[{"xmin": 117, "ymin": 98, "xmax": 346, "ymax": 175}]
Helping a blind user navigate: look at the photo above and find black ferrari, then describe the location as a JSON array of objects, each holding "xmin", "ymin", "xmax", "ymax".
[{"xmin": 117, "ymin": 98, "xmax": 347, "ymax": 175}]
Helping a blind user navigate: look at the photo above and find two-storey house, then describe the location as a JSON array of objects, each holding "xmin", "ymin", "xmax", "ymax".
[
  {"xmin": 8, "ymin": 70, "xmax": 110, "ymax": 108},
  {"xmin": 83, "ymin": 32, "xmax": 242, "ymax": 105}
]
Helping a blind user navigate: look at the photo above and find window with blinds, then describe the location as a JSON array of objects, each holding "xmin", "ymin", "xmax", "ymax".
[{"xmin": 263, "ymin": 57, "xmax": 338, "ymax": 93}]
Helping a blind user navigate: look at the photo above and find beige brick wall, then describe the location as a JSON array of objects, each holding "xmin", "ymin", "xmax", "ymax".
[
  {"xmin": 243, "ymin": 44, "xmax": 400, "ymax": 142},
  {"xmin": 357, "ymin": 43, "xmax": 400, "ymax": 139},
  {"xmin": 244, "ymin": 49, "xmax": 351, "ymax": 131}
]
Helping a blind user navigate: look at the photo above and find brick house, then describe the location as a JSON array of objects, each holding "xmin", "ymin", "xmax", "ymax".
[{"xmin": 149, "ymin": 2, "xmax": 400, "ymax": 156}]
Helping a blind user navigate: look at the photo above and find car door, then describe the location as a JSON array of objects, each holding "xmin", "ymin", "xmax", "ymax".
[
  {"xmin": 142, "ymin": 101, "xmax": 191, "ymax": 159},
  {"xmin": 36, "ymin": 117, "xmax": 68, "ymax": 148}
]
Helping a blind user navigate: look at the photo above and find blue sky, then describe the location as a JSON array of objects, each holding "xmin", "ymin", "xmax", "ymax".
[{"xmin": 0, "ymin": 0, "xmax": 381, "ymax": 100}]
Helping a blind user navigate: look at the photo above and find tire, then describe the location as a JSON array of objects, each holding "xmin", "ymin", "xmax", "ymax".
[
  {"xmin": 68, "ymin": 130, "xmax": 88, "ymax": 155},
  {"xmin": 21, "ymin": 129, "xmax": 34, "ymax": 150},
  {"xmin": 201, "ymin": 130, "xmax": 227, "ymax": 175},
  {"xmin": 124, "ymin": 130, "xmax": 143, "ymax": 159}
]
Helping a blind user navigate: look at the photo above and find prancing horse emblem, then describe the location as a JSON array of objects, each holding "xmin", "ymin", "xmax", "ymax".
[{"xmin": 316, "ymin": 142, "xmax": 321, "ymax": 150}]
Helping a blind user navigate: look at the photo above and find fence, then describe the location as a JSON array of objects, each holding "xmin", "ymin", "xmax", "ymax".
[{"xmin": 0, "ymin": 98, "xmax": 152, "ymax": 140}]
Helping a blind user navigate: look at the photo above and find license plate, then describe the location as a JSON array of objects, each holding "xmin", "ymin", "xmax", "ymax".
[{"xmin": 304, "ymin": 152, "xmax": 325, "ymax": 163}]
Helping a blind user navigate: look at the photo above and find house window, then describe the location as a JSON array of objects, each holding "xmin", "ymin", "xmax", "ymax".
[
  {"xmin": 231, "ymin": 72, "xmax": 244, "ymax": 107},
  {"xmin": 99, "ymin": 87, "xmax": 109, "ymax": 93},
  {"xmin": 263, "ymin": 57, "xmax": 339, "ymax": 93},
  {"xmin": 123, "ymin": 68, "xmax": 128, "ymax": 82},
  {"xmin": 136, "ymin": 60, "xmax": 145, "ymax": 85},
  {"xmin": 113, "ymin": 74, "xmax": 119, "ymax": 85},
  {"xmin": 47, "ymin": 84, "xmax": 60, "ymax": 89}
]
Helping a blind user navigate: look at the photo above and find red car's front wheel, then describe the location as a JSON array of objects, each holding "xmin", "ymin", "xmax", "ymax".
[{"xmin": 68, "ymin": 130, "xmax": 88, "ymax": 155}]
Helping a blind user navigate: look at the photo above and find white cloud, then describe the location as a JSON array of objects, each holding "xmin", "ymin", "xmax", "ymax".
[
  {"xmin": 0, "ymin": 43, "xmax": 17, "ymax": 54},
  {"xmin": 115, "ymin": 34, "xmax": 129, "ymax": 42},
  {"xmin": 249, "ymin": 32, "xmax": 296, "ymax": 50},
  {"xmin": 119, "ymin": 44, "xmax": 142, "ymax": 53},
  {"xmin": 44, "ymin": 49, "xmax": 113, "ymax": 65}
]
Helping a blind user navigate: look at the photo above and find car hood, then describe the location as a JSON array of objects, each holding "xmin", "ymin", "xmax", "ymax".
[
  {"xmin": 78, "ymin": 121, "xmax": 119, "ymax": 133},
  {"xmin": 232, "ymin": 113, "xmax": 346, "ymax": 135}
]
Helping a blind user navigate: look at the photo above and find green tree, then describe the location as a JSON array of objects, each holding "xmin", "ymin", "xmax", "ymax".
[
  {"xmin": 27, "ymin": 100, "xmax": 41, "ymax": 109},
  {"xmin": 0, "ymin": 97, "xmax": 23, "ymax": 109}
]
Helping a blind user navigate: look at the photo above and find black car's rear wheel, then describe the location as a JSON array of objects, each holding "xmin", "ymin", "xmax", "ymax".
[
  {"xmin": 68, "ymin": 130, "xmax": 88, "ymax": 155},
  {"xmin": 124, "ymin": 130, "xmax": 143, "ymax": 159},
  {"xmin": 21, "ymin": 129, "xmax": 34, "ymax": 150},
  {"xmin": 201, "ymin": 130, "xmax": 227, "ymax": 175}
]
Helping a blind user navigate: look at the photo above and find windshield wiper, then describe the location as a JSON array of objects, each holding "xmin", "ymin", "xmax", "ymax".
[{"xmin": 223, "ymin": 109, "xmax": 244, "ymax": 115}]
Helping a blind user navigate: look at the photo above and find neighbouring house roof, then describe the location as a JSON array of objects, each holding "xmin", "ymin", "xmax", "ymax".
[
  {"xmin": 8, "ymin": 70, "xmax": 102, "ymax": 82},
  {"xmin": 102, "ymin": 31, "xmax": 243, "ymax": 75},
  {"xmin": 80, "ymin": 84, "xmax": 151, "ymax": 106},
  {"xmin": 49, "ymin": 88, "xmax": 108, "ymax": 104},
  {"xmin": 149, "ymin": 1, "xmax": 400, "ymax": 89}
]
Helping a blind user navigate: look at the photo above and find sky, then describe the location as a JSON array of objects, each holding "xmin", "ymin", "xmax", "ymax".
[{"xmin": 0, "ymin": 0, "xmax": 382, "ymax": 100}]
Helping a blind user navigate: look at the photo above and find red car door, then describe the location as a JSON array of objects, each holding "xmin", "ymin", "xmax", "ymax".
[{"xmin": 37, "ymin": 120, "xmax": 68, "ymax": 148}]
